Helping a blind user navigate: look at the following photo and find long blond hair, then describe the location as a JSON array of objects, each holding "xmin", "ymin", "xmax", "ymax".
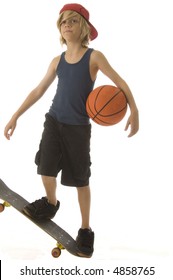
[{"xmin": 57, "ymin": 11, "xmax": 91, "ymax": 47}]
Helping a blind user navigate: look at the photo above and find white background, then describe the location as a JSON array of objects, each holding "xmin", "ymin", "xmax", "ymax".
[{"xmin": 0, "ymin": 0, "xmax": 173, "ymax": 279}]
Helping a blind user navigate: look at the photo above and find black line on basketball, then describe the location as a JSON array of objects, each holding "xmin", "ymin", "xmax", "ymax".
[{"xmin": 93, "ymin": 88, "xmax": 122, "ymax": 120}]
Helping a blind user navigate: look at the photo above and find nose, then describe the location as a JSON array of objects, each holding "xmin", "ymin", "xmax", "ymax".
[
  {"xmin": 65, "ymin": 21, "xmax": 69, "ymax": 27},
  {"xmin": 65, "ymin": 20, "xmax": 72, "ymax": 27}
]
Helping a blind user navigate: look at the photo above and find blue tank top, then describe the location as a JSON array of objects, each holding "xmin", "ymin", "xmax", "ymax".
[{"xmin": 49, "ymin": 48, "xmax": 95, "ymax": 125}]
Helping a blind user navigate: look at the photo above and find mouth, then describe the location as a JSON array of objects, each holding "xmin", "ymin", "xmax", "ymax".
[{"xmin": 64, "ymin": 30, "xmax": 72, "ymax": 33}]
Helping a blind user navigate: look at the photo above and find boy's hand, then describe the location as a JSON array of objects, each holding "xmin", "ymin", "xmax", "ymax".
[
  {"xmin": 125, "ymin": 110, "xmax": 139, "ymax": 137},
  {"xmin": 4, "ymin": 118, "xmax": 17, "ymax": 140}
]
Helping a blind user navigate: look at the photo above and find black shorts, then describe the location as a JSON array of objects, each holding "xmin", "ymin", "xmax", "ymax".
[{"xmin": 35, "ymin": 114, "xmax": 92, "ymax": 187}]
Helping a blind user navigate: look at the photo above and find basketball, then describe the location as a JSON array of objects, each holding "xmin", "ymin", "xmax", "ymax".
[{"xmin": 86, "ymin": 85, "xmax": 127, "ymax": 126}]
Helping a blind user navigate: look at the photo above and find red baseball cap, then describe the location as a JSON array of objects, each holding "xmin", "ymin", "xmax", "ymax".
[{"xmin": 59, "ymin": 3, "xmax": 98, "ymax": 41}]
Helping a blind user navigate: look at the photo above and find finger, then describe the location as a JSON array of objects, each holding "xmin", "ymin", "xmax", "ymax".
[
  {"xmin": 128, "ymin": 126, "xmax": 138, "ymax": 137},
  {"xmin": 128, "ymin": 131, "xmax": 133, "ymax": 137},
  {"xmin": 5, "ymin": 131, "xmax": 11, "ymax": 140},
  {"xmin": 4, "ymin": 127, "xmax": 13, "ymax": 140},
  {"xmin": 7, "ymin": 133, "xmax": 11, "ymax": 140},
  {"xmin": 124, "ymin": 119, "xmax": 130, "ymax": 131}
]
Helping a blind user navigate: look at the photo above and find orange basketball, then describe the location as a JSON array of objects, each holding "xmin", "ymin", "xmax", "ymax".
[{"xmin": 86, "ymin": 85, "xmax": 127, "ymax": 126}]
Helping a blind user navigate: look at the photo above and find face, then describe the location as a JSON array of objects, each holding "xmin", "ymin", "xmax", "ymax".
[{"xmin": 60, "ymin": 11, "xmax": 81, "ymax": 43}]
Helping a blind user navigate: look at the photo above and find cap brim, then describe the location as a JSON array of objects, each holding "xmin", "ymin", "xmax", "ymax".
[{"xmin": 89, "ymin": 23, "xmax": 98, "ymax": 41}]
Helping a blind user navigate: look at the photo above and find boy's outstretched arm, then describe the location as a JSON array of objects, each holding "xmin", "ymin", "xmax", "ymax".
[{"xmin": 4, "ymin": 57, "xmax": 60, "ymax": 140}]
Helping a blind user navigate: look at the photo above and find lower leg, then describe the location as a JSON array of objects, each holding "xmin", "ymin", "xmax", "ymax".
[
  {"xmin": 77, "ymin": 185, "xmax": 91, "ymax": 229},
  {"xmin": 42, "ymin": 175, "xmax": 57, "ymax": 206}
]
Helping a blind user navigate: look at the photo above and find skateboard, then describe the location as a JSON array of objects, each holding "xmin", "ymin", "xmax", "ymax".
[{"xmin": 0, "ymin": 178, "xmax": 82, "ymax": 258}]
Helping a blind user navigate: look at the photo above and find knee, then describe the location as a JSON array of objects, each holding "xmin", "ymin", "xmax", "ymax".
[
  {"xmin": 42, "ymin": 175, "xmax": 56, "ymax": 186},
  {"xmin": 76, "ymin": 185, "xmax": 90, "ymax": 193}
]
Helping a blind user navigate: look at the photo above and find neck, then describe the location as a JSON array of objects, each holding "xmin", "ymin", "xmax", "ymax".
[
  {"xmin": 64, "ymin": 44, "xmax": 88, "ymax": 64},
  {"xmin": 66, "ymin": 43, "xmax": 86, "ymax": 55}
]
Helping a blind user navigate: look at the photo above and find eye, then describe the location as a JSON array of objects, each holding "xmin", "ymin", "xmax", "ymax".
[
  {"xmin": 60, "ymin": 20, "xmax": 66, "ymax": 26},
  {"xmin": 71, "ymin": 19, "xmax": 78, "ymax": 24}
]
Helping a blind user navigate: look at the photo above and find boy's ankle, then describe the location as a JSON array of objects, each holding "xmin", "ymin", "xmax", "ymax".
[{"xmin": 47, "ymin": 199, "xmax": 58, "ymax": 207}]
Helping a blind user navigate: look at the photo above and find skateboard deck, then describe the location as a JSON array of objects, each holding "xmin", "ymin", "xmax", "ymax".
[{"xmin": 0, "ymin": 178, "xmax": 81, "ymax": 258}]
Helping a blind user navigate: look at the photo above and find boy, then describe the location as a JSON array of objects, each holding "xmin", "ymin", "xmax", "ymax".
[{"xmin": 4, "ymin": 3, "xmax": 139, "ymax": 257}]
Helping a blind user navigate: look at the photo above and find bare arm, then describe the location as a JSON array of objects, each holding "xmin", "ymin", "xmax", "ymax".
[
  {"xmin": 91, "ymin": 50, "xmax": 139, "ymax": 137},
  {"xmin": 4, "ymin": 56, "xmax": 60, "ymax": 140}
]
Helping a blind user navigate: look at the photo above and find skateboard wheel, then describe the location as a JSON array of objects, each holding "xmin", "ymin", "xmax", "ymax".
[
  {"xmin": 0, "ymin": 203, "xmax": 4, "ymax": 213},
  {"xmin": 51, "ymin": 247, "xmax": 61, "ymax": 258}
]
